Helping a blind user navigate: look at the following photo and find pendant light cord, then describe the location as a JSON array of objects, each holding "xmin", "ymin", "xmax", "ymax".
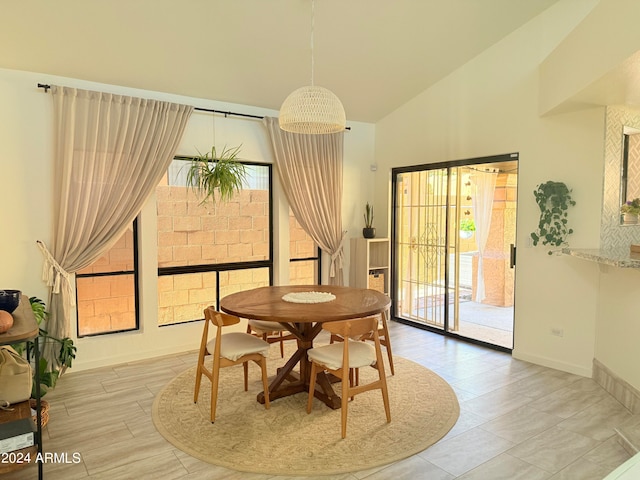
[{"xmin": 310, "ymin": 0, "xmax": 315, "ymax": 87}]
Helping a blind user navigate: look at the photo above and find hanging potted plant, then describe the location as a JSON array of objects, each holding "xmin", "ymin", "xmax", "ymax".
[
  {"xmin": 185, "ymin": 145, "xmax": 247, "ymax": 205},
  {"xmin": 530, "ymin": 180, "xmax": 576, "ymax": 254},
  {"xmin": 459, "ymin": 218, "xmax": 475, "ymax": 239},
  {"xmin": 363, "ymin": 202, "xmax": 376, "ymax": 238},
  {"xmin": 621, "ymin": 198, "xmax": 640, "ymax": 224}
]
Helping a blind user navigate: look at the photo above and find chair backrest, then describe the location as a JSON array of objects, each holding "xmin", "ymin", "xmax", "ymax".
[
  {"xmin": 322, "ymin": 316, "xmax": 378, "ymax": 339},
  {"xmin": 204, "ymin": 307, "xmax": 241, "ymax": 328},
  {"xmin": 201, "ymin": 307, "xmax": 242, "ymax": 356}
]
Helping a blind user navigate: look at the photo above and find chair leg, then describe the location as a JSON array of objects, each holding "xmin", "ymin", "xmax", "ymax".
[
  {"xmin": 210, "ymin": 362, "xmax": 221, "ymax": 423},
  {"xmin": 279, "ymin": 331, "xmax": 284, "ymax": 358},
  {"xmin": 380, "ymin": 312, "xmax": 395, "ymax": 375},
  {"xmin": 243, "ymin": 362, "xmax": 249, "ymax": 391},
  {"xmin": 349, "ymin": 369, "xmax": 355, "ymax": 401},
  {"xmin": 385, "ymin": 342, "xmax": 395, "ymax": 376},
  {"xmin": 260, "ymin": 357, "xmax": 270, "ymax": 409},
  {"xmin": 307, "ymin": 362, "xmax": 318, "ymax": 413},
  {"xmin": 376, "ymin": 345, "xmax": 391, "ymax": 423},
  {"xmin": 194, "ymin": 349, "xmax": 207, "ymax": 403},
  {"xmin": 194, "ymin": 364, "xmax": 202, "ymax": 403},
  {"xmin": 341, "ymin": 368, "xmax": 349, "ymax": 439},
  {"xmin": 380, "ymin": 370, "xmax": 391, "ymax": 423}
]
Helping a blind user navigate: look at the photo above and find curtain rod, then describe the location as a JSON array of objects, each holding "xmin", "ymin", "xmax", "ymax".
[{"xmin": 37, "ymin": 83, "xmax": 350, "ymax": 130}]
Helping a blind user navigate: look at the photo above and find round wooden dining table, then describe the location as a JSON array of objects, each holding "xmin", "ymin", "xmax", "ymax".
[{"xmin": 220, "ymin": 284, "xmax": 391, "ymax": 409}]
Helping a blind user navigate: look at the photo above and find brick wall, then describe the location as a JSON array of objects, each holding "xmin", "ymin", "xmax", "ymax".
[
  {"xmin": 155, "ymin": 177, "xmax": 272, "ymax": 325},
  {"xmin": 156, "ymin": 181, "xmax": 269, "ymax": 267},
  {"xmin": 77, "ymin": 179, "xmax": 317, "ymax": 332},
  {"xmin": 76, "ymin": 228, "xmax": 136, "ymax": 335},
  {"xmin": 289, "ymin": 212, "xmax": 318, "ymax": 285}
]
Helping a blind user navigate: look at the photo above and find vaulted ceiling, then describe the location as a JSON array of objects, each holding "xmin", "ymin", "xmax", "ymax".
[{"xmin": 1, "ymin": 0, "xmax": 561, "ymax": 123}]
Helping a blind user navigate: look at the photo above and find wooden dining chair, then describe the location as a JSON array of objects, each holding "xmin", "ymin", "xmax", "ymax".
[
  {"xmin": 307, "ymin": 316, "xmax": 391, "ymax": 439},
  {"xmin": 330, "ymin": 310, "xmax": 395, "ymax": 375},
  {"xmin": 194, "ymin": 307, "xmax": 270, "ymax": 423},
  {"xmin": 246, "ymin": 319, "xmax": 296, "ymax": 358}
]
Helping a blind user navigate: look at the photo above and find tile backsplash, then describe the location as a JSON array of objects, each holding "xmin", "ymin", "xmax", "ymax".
[{"xmin": 601, "ymin": 106, "xmax": 640, "ymax": 249}]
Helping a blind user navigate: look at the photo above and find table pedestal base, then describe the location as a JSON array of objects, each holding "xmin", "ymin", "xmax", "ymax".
[
  {"xmin": 257, "ymin": 372, "xmax": 342, "ymax": 410},
  {"xmin": 256, "ymin": 322, "xmax": 342, "ymax": 410}
]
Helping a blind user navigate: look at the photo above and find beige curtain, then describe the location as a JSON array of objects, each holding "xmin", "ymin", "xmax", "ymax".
[
  {"xmin": 40, "ymin": 86, "xmax": 193, "ymax": 354},
  {"xmin": 471, "ymin": 170, "xmax": 498, "ymax": 302},
  {"xmin": 263, "ymin": 116, "xmax": 346, "ymax": 285}
]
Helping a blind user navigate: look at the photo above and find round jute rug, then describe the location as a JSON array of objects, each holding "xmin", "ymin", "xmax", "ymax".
[{"xmin": 152, "ymin": 352, "xmax": 459, "ymax": 476}]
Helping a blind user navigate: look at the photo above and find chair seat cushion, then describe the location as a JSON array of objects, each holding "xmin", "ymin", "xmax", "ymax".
[
  {"xmin": 248, "ymin": 319, "xmax": 289, "ymax": 333},
  {"xmin": 207, "ymin": 332, "xmax": 270, "ymax": 361},
  {"xmin": 308, "ymin": 341, "xmax": 376, "ymax": 370}
]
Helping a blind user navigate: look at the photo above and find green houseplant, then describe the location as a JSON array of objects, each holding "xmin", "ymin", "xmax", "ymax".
[
  {"xmin": 459, "ymin": 218, "xmax": 476, "ymax": 239},
  {"xmin": 530, "ymin": 181, "xmax": 576, "ymax": 254},
  {"xmin": 185, "ymin": 145, "xmax": 247, "ymax": 205},
  {"xmin": 363, "ymin": 202, "xmax": 376, "ymax": 238}
]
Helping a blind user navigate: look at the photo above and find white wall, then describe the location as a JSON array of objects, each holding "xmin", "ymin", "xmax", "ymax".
[
  {"xmin": 0, "ymin": 67, "xmax": 376, "ymax": 370},
  {"xmin": 374, "ymin": 0, "xmax": 605, "ymax": 377},
  {"xmin": 539, "ymin": 0, "xmax": 640, "ymax": 115},
  {"xmin": 596, "ymin": 267, "xmax": 640, "ymax": 388}
]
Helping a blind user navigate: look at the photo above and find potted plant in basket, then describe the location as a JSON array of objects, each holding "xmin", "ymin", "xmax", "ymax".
[
  {"xmin": 10, "ymin": 297, "xmax": 76, "ymax": 427},
  {"xmin": 621, "ymin": 198, "xmax": 640, "ymax": 224},
  {"xmin": 363, "ymin": 203, "xmax": 375, "ymax": 238}
]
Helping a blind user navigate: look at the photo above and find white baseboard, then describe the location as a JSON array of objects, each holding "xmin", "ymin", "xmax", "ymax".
[
  {"xmin": 65, "ymin": 344, "xmax": 198, "ymax": 373},
  {"xmin": 512, "ymin": 349, "xmax": 593, "ymax": 378}
]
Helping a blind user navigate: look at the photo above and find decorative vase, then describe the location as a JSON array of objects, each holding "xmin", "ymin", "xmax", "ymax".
[
  {"xmin": 459, "ymin": 230, "xmax": 473, "ymax": 240},
  {"xmin": 623, "ymin": 213, "xmax": 639, "ymax": 225},
  {"xmin": 363, "ymin": 227, "xmax": 376, "ymax": 239}
]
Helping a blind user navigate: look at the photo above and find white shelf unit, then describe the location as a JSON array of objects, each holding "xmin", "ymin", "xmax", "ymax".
[{"xmin": 350, "ymin": 238, "xmax": 390, "ymax": 295}]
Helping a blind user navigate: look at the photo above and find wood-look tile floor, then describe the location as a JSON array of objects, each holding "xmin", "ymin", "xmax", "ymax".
[{"xmin": 5, "ymin": 321, "xmax": 636, "ymax": 480}]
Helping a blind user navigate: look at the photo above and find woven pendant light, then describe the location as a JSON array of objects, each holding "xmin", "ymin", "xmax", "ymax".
[{"xmin": 279, "ymin": 0, "xmax": 346, "ymax": 134}]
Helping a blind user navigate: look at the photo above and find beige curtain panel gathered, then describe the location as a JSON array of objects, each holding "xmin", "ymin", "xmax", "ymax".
[
  {"xmin": 471, "ymin": 170, "xmax": 498, "ymax": 302},
  {"xmin": 263, "ymin": 116, "xmax": 347, "ymax": 285},
  {"xmin": 40, "ymin": 86, "xmax": 193, "ymax": 356}
]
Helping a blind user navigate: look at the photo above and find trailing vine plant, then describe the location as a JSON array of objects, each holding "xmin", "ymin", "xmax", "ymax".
[
  {"xmin": 185, "ymin": 145, "xmax": 247, "ymax": 205},
  {"xmin": 530, "ymin": 180, "xmax": 576, "ymax": 254}
]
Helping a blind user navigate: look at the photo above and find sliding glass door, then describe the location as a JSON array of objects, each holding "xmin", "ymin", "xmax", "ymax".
[{"xmin": 392, "ymin": 154, "xmax": 518, "ymax": 351}]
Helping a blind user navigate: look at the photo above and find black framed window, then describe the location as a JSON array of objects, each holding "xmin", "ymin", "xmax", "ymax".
[
  {"xmin": 289, "ymin": 211, "xmax": 321, "ymax": 284},
  {"xmin": 76, "ymin": 220, "xmax": 139, "ymax": 337},
  {"xmin": 156, "ymin": 158, "xmax": 273, "ymax": 325}
]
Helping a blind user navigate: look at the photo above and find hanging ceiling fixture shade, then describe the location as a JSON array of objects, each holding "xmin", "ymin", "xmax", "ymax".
[
  {"xmin": 279, "ymin": 0, "xmax": 346, "ymax": 134},
  {"xmin": 279, "ymin": 85, "xmax": 346, "ymax": 134}
]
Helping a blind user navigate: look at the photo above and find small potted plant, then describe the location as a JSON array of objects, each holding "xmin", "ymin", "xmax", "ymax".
[
  {"xmin": 363, "ymin": 203, "xmax": 375, "ymax": 238},
  {"xmin": 621, "ymin": 198, "xmax": 640, "ymax": 224},
  {"xmin": 459, "ymin": 218, "xmax": 476, "ymax": 239}
]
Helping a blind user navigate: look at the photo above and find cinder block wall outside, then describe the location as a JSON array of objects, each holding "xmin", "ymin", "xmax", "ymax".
[
  {"xmin": 76, "ymin": 229, "xmax": 136, "ymax": 335},
  {"xmin": 77, "ymin": 183, "xmax": 316, "ymax": 334}
]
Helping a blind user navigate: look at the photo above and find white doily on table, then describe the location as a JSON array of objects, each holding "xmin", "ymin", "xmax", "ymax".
[{"xmin": 282, "ymin": 291, "xmax": 336, "ymax": 304}]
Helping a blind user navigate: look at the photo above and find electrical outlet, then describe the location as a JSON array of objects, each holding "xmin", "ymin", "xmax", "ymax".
[{"xmin": 551, "ymin": 327, "xmax": 564, "ymax": 337}]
